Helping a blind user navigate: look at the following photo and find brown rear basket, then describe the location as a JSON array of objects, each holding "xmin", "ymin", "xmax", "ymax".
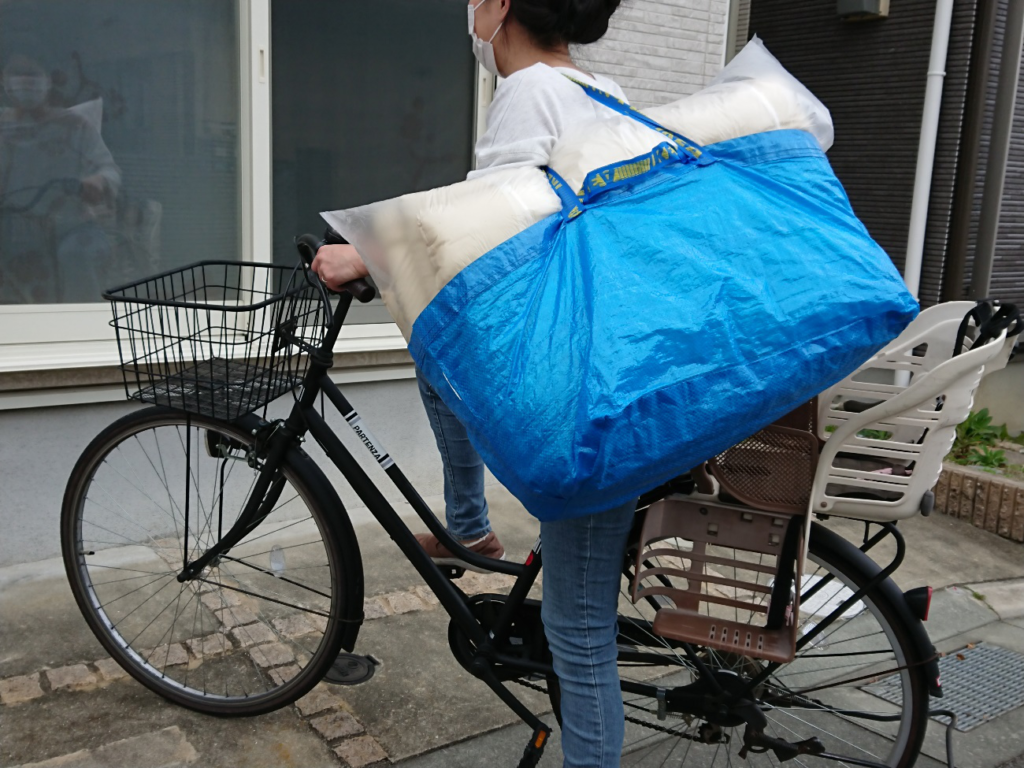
[{"xmin": 632, "ymin": 499, "xmax": 806, "ymax": 663}]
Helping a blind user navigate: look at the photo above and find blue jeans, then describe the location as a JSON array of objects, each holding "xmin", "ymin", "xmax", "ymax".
[
  {"xmin": 416, "ymin": 370, "xmax": 635, "ymax": 767},
  {"xmin": 417, "ymin": 371, "xmax": 491, "ymax": 541}
]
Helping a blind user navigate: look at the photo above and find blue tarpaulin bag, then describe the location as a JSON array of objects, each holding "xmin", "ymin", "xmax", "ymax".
[{"xmin": 408, "ymin": 81, "xmax": 919, "ymax": 522}]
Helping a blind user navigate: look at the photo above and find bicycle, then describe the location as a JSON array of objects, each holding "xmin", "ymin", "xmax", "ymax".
[{"xmin": 61, "ymin": 231, "xmax": 1020, "ymax": 767}]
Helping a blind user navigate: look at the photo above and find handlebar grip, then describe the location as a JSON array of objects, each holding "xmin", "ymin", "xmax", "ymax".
[
  {"xmin": 295, "ymin": 233, "xmax": 376, "ymax": 304},
  {"xmin": 323, "ymin": 226, "xmax": 348, "ymax": 246}
]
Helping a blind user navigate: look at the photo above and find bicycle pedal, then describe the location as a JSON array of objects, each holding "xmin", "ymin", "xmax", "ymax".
[
  {"xmin": 440, "ymin": 565, "xmax": 466, "ymax": 580},
  {"xmin": 323, "ymin": 653, "xmax": 381, "ymax": 686}
]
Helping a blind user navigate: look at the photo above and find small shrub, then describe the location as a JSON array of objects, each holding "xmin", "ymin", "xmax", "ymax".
[
  {"xmin": 858, "ymin": 429, "xmax": 892, "ymax": 440},
  {"xmin": 949, "ymin": 409, "xmax": 1001, "ymax": 464},
  {"xmin": 967, "ymin": 446, "xmax": 1007, "ymax": 469}
]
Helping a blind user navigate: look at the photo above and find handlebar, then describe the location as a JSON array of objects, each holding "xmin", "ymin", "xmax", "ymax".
[{"xmin": 295, "ymin": 228, "xmax": 376, "ymax": 304}]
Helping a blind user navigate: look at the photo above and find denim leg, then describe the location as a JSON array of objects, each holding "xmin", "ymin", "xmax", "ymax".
[
  {"xmin": 541, "ymin": 501, "xmax": 636, "ymax": 768},
  {"xmin": 416, "ymin": 370, "xmax": 491, "ymax": 540}
]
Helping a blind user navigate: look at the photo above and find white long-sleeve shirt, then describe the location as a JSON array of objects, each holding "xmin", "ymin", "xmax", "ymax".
[{"xmin": 468, "ymin": 63, "xmax": 629, "ymax": 179}]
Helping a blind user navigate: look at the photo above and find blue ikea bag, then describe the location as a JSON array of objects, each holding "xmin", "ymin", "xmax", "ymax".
[{"xmin": 409, "ymin": 81, "xmax": 919, "ymax": 522}]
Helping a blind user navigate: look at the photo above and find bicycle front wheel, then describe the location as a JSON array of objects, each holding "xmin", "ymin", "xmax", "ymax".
[
  {"xmin": 550, "ymin": 522, "xmax": 931, "ymax": 767},
  {"xmin": 61, "ymin": 406, "xmax": 353, "ymax": 716}
]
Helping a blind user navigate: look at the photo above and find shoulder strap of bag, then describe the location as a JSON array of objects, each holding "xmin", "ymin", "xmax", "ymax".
[{"xmin": 564, "ymin": 75, "xmax": 708, "ymax": 162}]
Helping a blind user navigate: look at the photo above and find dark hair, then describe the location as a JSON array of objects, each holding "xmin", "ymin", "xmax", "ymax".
[{"xmin": 509, "ymin": 0, "xmax": 623, "ymax": 47}]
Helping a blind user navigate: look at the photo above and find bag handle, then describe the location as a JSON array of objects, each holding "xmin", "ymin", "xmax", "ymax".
[
  {"xmin": 543, "ymin": 166, "xmax": 585, "ymax": 220},
  {"xmin": 565, "ymin": 76, "xmax": 709, "ymax": 163}
]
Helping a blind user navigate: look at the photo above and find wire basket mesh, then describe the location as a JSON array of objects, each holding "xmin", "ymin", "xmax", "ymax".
[{"xmin": 104, "ymin": 261, "xmax": 329, "ymax": 421}]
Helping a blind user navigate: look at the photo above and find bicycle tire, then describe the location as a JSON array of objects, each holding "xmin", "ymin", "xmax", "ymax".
[
  {"xmin": 61, "ymin": 406, "xmax": 360, "ymax": 716},
  {"xmin": 548, "ymin": 521, "xmax": 931, "ymax": 767}
]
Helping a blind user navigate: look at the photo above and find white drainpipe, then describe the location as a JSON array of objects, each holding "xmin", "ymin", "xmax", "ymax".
[{"xmin": 903, "ymin": 0, "xmax": 955, "ymax": 300}]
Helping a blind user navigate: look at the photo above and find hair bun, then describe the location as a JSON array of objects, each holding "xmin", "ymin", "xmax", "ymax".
[
  {"xmin": 510, "ymin": 0, "xmax": 622, "ymax": 48},
  {"xmin": 566, "ymin": 0, "xmax": 622, "ymax": 45}
]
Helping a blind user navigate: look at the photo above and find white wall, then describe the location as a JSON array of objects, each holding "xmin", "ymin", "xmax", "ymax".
[
  {"xmin": 576, "ymin": 0, "xmax": 729, "ymax": 109},
  {"xmin": 975, "ymin": 363, "xmax": 1024, "ymax": 436}
]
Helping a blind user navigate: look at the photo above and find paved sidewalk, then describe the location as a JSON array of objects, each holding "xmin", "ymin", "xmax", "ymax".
[{"xmin": 2, "ymin": 487, "xmax": 1023, "ymax": 767}]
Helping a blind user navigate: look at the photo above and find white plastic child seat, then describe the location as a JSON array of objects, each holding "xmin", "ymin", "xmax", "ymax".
[
  {"xmin": 631, "ymin": 301, "xmax": 1016, "ymax": 661},
  {"xmin": 810, "ymin": 302, "xmax": 1017, "ymax": 522}
]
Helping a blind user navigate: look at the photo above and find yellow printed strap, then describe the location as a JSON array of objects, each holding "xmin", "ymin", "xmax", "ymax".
[
  {"xmin": 544, "ymin": 166, "xmax": 586, "ymax": 220},
  {"xmin": 580, "ymin": 142, "xmax": 686, "ymax": 203}
]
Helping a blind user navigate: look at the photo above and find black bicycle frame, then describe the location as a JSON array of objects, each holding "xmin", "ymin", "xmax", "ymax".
[{"xmin": 173, "ymin": 287, "xmax": 914, "ymax": 768}]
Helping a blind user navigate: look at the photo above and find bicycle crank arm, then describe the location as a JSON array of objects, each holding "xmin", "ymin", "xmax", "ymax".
[{"xmin": 176, "ymin": 472, "xmax": 287, "ymax": 582}]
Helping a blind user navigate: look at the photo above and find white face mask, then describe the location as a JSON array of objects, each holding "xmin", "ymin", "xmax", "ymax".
[
  {"xmin": 468, "ymin": 0, "xmax": 503, "ymax": 77},
  {"xmin": 4, "ymin": 74, "xmax": 50, "ymax": 109}
]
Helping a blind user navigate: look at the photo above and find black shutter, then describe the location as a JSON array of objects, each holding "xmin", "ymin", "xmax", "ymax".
[{"xmin": 746, "ymin": 0, "xmax": 977, "ymax": 308}]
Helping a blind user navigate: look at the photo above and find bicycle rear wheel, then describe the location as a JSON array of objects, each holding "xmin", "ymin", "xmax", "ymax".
[
  {"xmin": 549, "ymin": 522, "xmax": 931, "ymax": 767},
  {"xmin": 61, "ymin": 406, "xmax": 354, "ymax": 716}
]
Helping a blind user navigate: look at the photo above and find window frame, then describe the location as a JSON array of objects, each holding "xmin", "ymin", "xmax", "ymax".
[{"xmin": 1, "ymin": 0, "xmax": 494, "ymax": 403}]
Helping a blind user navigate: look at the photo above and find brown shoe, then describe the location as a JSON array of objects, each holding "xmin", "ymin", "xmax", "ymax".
[{"xmin": 414, "ymin": 531, "xmax": 506, "ymax": 572}]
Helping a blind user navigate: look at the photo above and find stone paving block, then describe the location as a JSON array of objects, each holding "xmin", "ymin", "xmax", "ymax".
[
  {"xmin": 92, "ymin": 658, "xmax": 129, "ymax": 683},
  {"xmin": 948, "ymin": 471, "xmax": 962, "ymax": 518},
  {"xmin": 1014, "ymin": 488, "xmax": 1024, "ymax": 542},
  {"xmin": 0, "ymin": 673, "xmax": 44, "ymax": 705},
  {"xmin": 935, "ymin": 469, "xmax": 949, "ymax": 514},
  {"xmin": 412, "ymin": 585, "xmax": 440, "ymax": 607},
  {"xmin": 998, "ymin": 485, "xmax": 1015, "ymax": 538},
  {"xmin": 142, "ymin": 643, "xmax": 189, "ymax": 667},
  {"xmin": 309, "ymin": 710, "xmax": 364, "ymax": 740},
  {"xmin": 215, "ymin": 606, "xmax": 260, "ymax": 629},
  {"xmin": 268, "ymin": 664, "xmax": 301, "ymax": 687},
  {"xmin": 460, "ymin": 571, "xmax": 516, "ymax": 594},
  {"xmin": 46, "ymin": 664, "xmax": 98, "ymax": 691},
  {"xmin": 975, "ymin": 477, "xmax": 992, "ymax": 530},
  {"xmin": 273, "ymin": 614, "xmax": 320, "ymax": 638},
  {"xmin": 383, "ymin": 591, "xmax": 425, "ymax": 615},
  {"xmin": 295, "ymin": 684, "xmax": 348, "ymax": 717},
  {"xmin": 231, "ymin": 621, "xmax": 277, "ymax": 647},
  {"xmin": 333, "ymin": 735, "xmax": 387, "ymax": 767},
  {"xmin": 12, "ymin": 725, "xmax": 198, "ymax": 768},
  {"xmin": 984, "ymin": 479, "xmax": 1002, "ymax": 532},
  {"xmin": 200, "ymin": 589, "xmax": 244, "ymax": 611},
  {"xmin": 363, "ymin": 597, "xmax": 391, "ymax": 621},
  {"xmin": 960, "ymin": 475, "xmax": 976, "ymax": 521},
  {"xmin": 186, "ymin": 633, "xmax": 231, "ymax": 659},
  {"xmin": 250, "ymin": 642, "xmax": 295, "ymax": 668}
]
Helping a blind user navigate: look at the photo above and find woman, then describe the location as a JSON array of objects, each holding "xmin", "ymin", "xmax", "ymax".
[{"xmin": 313, "ymin": 2, "xmax": 633, "ymax": 764}]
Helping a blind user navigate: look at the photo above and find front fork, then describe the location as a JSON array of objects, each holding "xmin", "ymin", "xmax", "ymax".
[{"xmin": 176, "ymin": 419, "xmax": 295, "ymax": 583}]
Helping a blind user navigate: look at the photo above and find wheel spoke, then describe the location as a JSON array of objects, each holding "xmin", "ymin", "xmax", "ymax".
[
  {"xmin": 591, "ymin": 527, "xmax": 924, "ymax": 767},
  {"xmin": 65, "ymin": 412, "xmax": 342, "ymax": 715}
]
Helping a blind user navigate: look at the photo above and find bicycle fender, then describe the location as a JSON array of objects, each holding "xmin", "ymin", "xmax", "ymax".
[{"xmin": 811, "ymin": 524, "xmax": 942, "ymax": 698}]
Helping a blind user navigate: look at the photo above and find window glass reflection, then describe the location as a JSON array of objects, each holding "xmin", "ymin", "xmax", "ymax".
[{"xmin": 0, "ymin": 0, "xmax": 240, "ymax": 305}]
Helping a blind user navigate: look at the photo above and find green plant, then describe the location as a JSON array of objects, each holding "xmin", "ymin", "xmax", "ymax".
[
  {"xmin": 967, "ymin": 446, "xmax": 1007, "ymax": 469},
  {"xmin": 858, "ymin": 429, "xmax": 892, "ymax": 440},
  {"xmin": 949, "ymin": 408, "xmax": 1001, "ymax": 464}
]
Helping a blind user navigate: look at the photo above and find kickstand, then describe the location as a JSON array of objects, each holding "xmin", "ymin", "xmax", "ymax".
[
  {"xmin": 474, "ymin": 662, "xmax": 552, "ymax": 766},
  {"xmin": 518, "ymin": 728, "xmax": 550, "ymax": 768}
]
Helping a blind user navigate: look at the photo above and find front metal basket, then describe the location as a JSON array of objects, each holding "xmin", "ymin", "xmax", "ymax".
[{"xmin": 105, "ymin": 261, "xmax": 329, "ymax": 421}]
